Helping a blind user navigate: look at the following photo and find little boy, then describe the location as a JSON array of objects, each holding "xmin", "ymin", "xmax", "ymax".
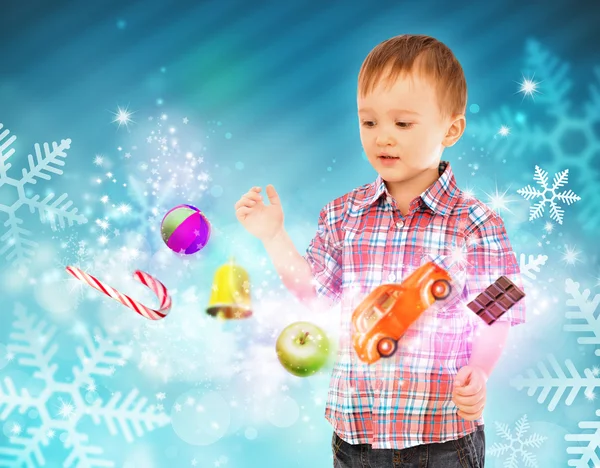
[{"xmin": 235, "ymin": 34, "xmax": 525, "ymax": 467}]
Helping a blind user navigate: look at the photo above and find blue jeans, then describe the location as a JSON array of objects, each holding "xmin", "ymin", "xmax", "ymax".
[{"xmin": 332, "ymin": 425, "xmax": 485, "ymax": 467}]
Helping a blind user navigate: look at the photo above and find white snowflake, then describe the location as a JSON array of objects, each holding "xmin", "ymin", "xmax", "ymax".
[
  {"xmin": 565, "ymin": 409, "xmax": 600, "ymax": 467},
  {"xmin": 519, "ymin": 253, "xmax": 548, "ymax": 288},
  {"xmin": 0, "ymin": 304, "xmax": 170, "ymax": 467},
  {"xmin": 510, "ymin": 353, "xmax": 599, "ymax": 411},
  {"xmin": 518, "ymin": 253, "xmax": 548, "ymax": 316},
  {"xmin": 489, "ymin": 414, "xmax": 548, "ymax": 468},
  {"xmin": 469, "ymin": 39, "xmax": 599, "ymax": 230},
  {"xmin": 0, "ymin": 123, "xmax": 88, "ymax": 266},
  {"xmin": 517, "ymin": 165, "xmax": 581, "ymax": 225},
  {"xmin": 510, "ymin": 278, "xmax": 600, "ymax": 466},
  {"xmin": 563, "ymin": 278, "xmax": 600, "ymax": 356}
]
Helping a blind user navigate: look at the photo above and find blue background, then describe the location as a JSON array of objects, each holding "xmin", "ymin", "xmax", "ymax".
[{"xmin": 1, "ymin": 0, "xmax": 599, "ymax": 466}]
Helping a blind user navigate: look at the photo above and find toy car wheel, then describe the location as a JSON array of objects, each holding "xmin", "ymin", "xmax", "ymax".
[
  {"xmin": 377, "ymin": 337, "xmax": 397, "ymax": 358},
  {"xmin": 431, "ymin": 279, "xmax": 451, "ymax": 300}
]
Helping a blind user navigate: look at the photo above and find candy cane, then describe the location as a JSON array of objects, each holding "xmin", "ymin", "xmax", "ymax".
[{"xmin": 66, "ymin": 266, "xmax": 172, "ymax": 320}]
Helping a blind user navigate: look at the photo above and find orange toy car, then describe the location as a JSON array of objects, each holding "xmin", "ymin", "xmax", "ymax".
[{"xmin": 352, "ymin": 261, "xmax": 453, "ymax": 364}]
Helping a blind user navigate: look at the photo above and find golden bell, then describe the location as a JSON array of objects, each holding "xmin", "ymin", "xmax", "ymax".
[{"xmin": 206, "ymin": 257, "xmax": 252, "ymax": 319}]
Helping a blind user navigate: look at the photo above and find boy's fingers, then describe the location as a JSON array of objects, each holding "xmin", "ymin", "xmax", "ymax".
[
  {"xmin": 455, "ymin": 379, "xmax": 483, "ymax": 396},
  {"xmin": 453, "ymin": 392, "xmax": 485, "ymax": 409},
  {"xmin": 235, "ymin": 199, "xmax": 256, "ymax": 209},
  {"xmin": 266, "ymin": 184, "xmax": 280, "ymax": 204},
  {"xmin": 456, "ymin": 385, "xmax": 480, "ymax": 397},
  {"xmin": 243, "ymin": 192, "xmax": 262, "ymax": 202},
  {"xmin": 455, "ymin": 396, "xmax": 485, "ymax": 414},
  {"xmin": 458, "ymin": 405, "xmax": 484, "ymax": 418},
  {"xmin": 250, "ymin": 186, "xmax": 262, "ymax": 193},
  {"xmin": 236, "ymin": 207, "xmax": 253, "ymax": 217},
  {"xmin": 239, "ymin": 200, "xmax": 256, "ymax": 209}
]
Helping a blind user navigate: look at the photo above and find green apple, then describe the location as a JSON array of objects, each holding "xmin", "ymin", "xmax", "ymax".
[{"xmin": 276, "ymin": 321, "xmax": 331, "ymax": 377}]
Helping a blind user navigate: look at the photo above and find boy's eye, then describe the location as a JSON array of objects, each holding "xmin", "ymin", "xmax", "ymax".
[
  {"xmin": 396, "ymin": 122, "xmax": 413, "ymax": 128},
  {"xmin": 361, "ymin": 120, "xmax": 375, "ymax": 127}
]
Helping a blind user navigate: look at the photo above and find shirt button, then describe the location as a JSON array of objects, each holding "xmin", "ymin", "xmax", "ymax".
[{"xmin": 396, "ymin": 220, "xmax": 404, "ymax": 228}]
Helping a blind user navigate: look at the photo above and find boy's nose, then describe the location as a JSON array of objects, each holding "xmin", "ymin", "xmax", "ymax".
[{"xmin": 376, "ymin": 132, "xmax": 396, "ymax": 147}]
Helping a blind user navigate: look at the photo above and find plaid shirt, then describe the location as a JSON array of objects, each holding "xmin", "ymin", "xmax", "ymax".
[{"xmin": 303, "ymin": 161, "xmax": 525, "ymax": 450}]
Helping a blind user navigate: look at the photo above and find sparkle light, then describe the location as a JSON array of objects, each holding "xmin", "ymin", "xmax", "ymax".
[
  {"xmin": 117, "ymin": 203, "xmax": 131, "ymax": 214},
  {"xmin": 111, "ymin": 105, "xmax": 135, "ymax": 129},
  {"xmin": 584, "ymin": 388, "xmax": 596, "ymax": 402},
  {"xmin": 497, "ymin": 125, "xmax": 510, "ymax": 137},
  {"xmin": 516, "ymin": 75, "xmax": 541, "ymax": 100},
  {"xmin": 57, "ymin": 398, "xmax": 76, "ymax": 419},
  {"xmin": 10, "ymin": 423, "xmax": 22, "ymax": 435},
  {"xmin": 95, "ymin": 219, "xmax": 110, "ymax": 231},
  {"xmin": 93, "ymin": 154, "xmax": 105, "ymax": 166},
  {"xmin": 483, "ymin": 185, "xmax": 515, "ymax": 215},
  {"xmin": 448, "ymin": 243, "xmax": 469, "ymax": 268},
  {"xmin": 462, "ymin": 186, "xmax": 476, "ymax": 200},
  {"xmin": 561, "ymin": 244, "xmax": 582, "ymax": 265},
  {"xmin": 543, "ymin": 222, "xmax": 554, "ymax": 234}
]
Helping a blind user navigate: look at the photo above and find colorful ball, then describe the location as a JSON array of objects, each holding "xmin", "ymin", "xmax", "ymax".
[{"xmin": 160, "ymin": 204, "xmax": 211, "ymax": 255}]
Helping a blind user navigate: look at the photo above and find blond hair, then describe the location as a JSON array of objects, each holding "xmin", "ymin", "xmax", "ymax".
[{"xmin": 358, "ymin": 34, "xmax": 467, "ymax": 118}]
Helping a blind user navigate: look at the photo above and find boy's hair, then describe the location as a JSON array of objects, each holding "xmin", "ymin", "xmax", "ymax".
[{"xmin": 358, "ymin": 34, "xmax": 467, "ymax": 118}]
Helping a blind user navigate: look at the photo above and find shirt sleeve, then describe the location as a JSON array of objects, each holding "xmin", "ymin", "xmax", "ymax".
[
  {"xmin": 302, "ymin": 204, "xmax": 343, "ymax": 305},
  {"xmin": 464, "ymin": 207, "xmax": 526, "ymax": 327}
]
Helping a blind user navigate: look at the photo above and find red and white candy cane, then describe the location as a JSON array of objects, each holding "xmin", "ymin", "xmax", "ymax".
[{"xmin": 66, "ymin": 266, "xmax": 172, "ymax": 320}]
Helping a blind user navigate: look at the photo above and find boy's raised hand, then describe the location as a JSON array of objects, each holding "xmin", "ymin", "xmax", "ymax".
[
  {"xmin": 234, "ymin": 184, "xmax": 284, "ymax": 242},
  {"xmin": 452, "ymin": 365, "xmax": 487, "ymax": 421}
]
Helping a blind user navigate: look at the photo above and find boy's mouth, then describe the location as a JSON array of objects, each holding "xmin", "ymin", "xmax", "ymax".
[{"xmin": 379, "ymin": 156, "xmax": 399, "ymax": 159}]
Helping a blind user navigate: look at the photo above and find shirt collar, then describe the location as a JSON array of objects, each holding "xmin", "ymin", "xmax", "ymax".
[{"xmin": 354, "ymin": 161, "xmax": 460, "ymax": 216}]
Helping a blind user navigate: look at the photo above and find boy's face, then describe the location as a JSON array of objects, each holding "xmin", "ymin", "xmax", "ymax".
[{"xmin": 357, "ymin": 70, "xmax": 463, "ymax": 184}]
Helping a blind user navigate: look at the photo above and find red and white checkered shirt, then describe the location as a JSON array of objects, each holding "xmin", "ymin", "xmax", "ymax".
[{"xmin": 304, "ymin": 161, "xmax": 526, "ymax": 450}]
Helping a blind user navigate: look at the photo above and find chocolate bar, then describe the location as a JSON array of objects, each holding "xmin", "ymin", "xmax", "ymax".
[{"xmin": 467, "ymin": 276, "xmax": 525, "ymax": 325}]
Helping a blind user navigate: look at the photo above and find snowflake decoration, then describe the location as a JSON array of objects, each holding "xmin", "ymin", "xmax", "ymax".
[
  {"xmin": 0, "ymin": 123, "xmax": 87, "ymax": 267},
  {"xmin": 489, "ymin": 414, "xmax": 548, "ymax": 468},
  {"xmin": 519, "ymin": 254, "xmax": 548, "ymax": 288},
  {"xmin": 563, "ymin": 279, "xmax": 600, "ymax": 356},
  {"xmin": 510, "ymin": 278, "xmax": 600, "ymax": 466},
  {"xmin": 517, "ymin": 253, "xmax": 548, "ymax": 316},
  {"xmin": 517, "ymin": 165, "xmax": 580, "ymax": 224},
  {"xmin": 0, "ymin": 304, "xmax": 170, "ymax": 467},
  {"xmin": 468, "ymin": 39, "xmax": 600, "ymax": 231},
  {"xmin": 510, "ymin": 354, "xmax": 599, "ymax": 411},
  {"xmin": 565, "ymin": 409, "xmax": 600, "ymax": 467}
]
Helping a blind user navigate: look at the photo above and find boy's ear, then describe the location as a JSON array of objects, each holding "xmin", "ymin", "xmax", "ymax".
[{"xmin": 442, "ymin": 114, "xmax": 466, "ymax": 147}]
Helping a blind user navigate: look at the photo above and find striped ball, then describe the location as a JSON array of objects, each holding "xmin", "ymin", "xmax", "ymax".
[{"xmin": 160, "ymin": 204, "xmax": 211, "ymax": 255}]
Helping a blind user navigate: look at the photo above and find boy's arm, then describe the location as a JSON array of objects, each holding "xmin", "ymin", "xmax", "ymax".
[
  {"xmin": 468, "ymin": 321, "xmax": 510, "ymax": 380},
  {"xmin": 262, "ymin": 229, "xmax": 317, "ymax": 303},
  {"xmin": 464, "ymin": 207, "xmax": 526, "ymax": 328},
  {"xmin": 463, "ymin": 207, "xmax": 526, "ymax": 376},
  {"xmin": 452, "ymin": 209, "xmax": 524, "ymax": 419},
  {"xmin": 262, "ymin": 204, "xmax": 343, "ymax": 308}
]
